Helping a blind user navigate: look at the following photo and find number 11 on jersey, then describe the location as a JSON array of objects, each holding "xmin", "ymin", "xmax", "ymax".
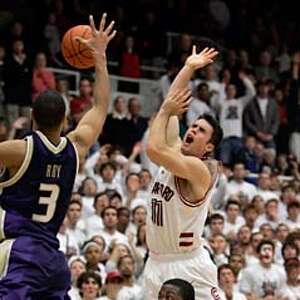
[{"xmin": 151, "ymin": 198, "xmax": 163, "ymax": 226}]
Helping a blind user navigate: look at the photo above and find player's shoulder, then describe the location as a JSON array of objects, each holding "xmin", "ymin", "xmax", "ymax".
[{"xmin": 202, "ymin": 158, "xmax": 219, "ymax": 180}]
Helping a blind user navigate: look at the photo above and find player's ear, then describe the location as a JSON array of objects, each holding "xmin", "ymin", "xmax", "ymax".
[{"xmin": 205, "ymin": 143, "xmax": 214, "ymax": 154}]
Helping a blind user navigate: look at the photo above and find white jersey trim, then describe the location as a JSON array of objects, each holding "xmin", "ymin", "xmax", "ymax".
[
  {"xmin": 0, "ymin": 239, "xmax": 15, "ymax": 280},
  {"xmin": 174, "ymin": 176, "xmax": 207, "ymax": 207},
  {"xmin": 0, "ymin": 207, "xmax": 6, "ymax": 241},
  {"xmin": 0, "ymin": 136, "xmax": 34, "ymax": 189},
  {"xmin": 36, "ymin": 130, "xmax": 67, "ymax": 154}
]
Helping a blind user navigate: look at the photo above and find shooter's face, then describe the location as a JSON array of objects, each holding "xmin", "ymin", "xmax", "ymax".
[{"xmin": 181, "ymin": 119, "xmax": 214, "ymax": 158}]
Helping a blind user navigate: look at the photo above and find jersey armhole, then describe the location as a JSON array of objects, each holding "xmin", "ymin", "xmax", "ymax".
[{"xmin": 0, "ymin": 136, "xmax": 34, "ymax": 189}]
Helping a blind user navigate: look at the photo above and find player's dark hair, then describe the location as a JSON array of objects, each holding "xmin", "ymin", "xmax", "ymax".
[
  {"xmin": 32, "ymin": 90, "xmax": 66, "ymax": 130},
  {"xmin": 77, "ymin": 271, "xmax": 102, "ymax": 296},
  {"xmin": 256, "ymin": 239, "xmax": 275, "ymax": 254},
  {"xmin": 162, "ymin": 278, "xmax": 195, "ymax": 300},
  {"xmin": 197, "ymin": 113, "xmax": 223, "ymax": 149}
]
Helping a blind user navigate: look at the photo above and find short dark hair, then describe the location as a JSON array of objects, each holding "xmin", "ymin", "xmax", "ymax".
[
  {"xmin": 209, "ymin": 213, "xmax": 225, "ymax": 224},
  {"xmin": 197, "ymin": 113, "xmax": 223, "ymax": 149},
  {"xmin": 217, "ymin": 264, "xmax": 235, "ymax": 280},
  {"xmin": 69, "ymin": 199, "xmax": 82, "ymax": 209},
  {"xmin": 77, "ymin": 271, "xmax": 102, "ymax": 296},
  {"xmin": 101, "ymin": 206, "xmax": 118, "ymax": 219},
  {"xmin": 117, "ymin": 254, "xmax": 134, "ymax": 269},
  {"xmin": 225, "ymin": 200, "xmax": 240, "ymax": 211},
  {"xmin": 93, "ymin": 192, "xmax": 109, "ymax": 207},
  {"xmin": 281, "ymin": 241, "xmax": 299, "ymax": 258},
  {"xmin": 99, "ymin": 161, "xmax": 117, "ymax": 175},
  {"xmin": 162, "ymin": 278, "xmax": 195, "ymax": 300},
  {"xmin": 257, "ymin": 240, "xmax": 275, "ymax": 254},
  {"xmin": 32, "ymin": 90, "xmax": 66, "ymax": 129}
]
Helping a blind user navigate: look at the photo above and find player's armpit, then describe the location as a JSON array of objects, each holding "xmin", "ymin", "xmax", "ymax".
[
  {"xmin": 147, "ymin": 144, "xmax": 211, "ymax": 197},
  {"xmin": 0, "ymin": 140, "xmax": 27, "ymax": 169}
]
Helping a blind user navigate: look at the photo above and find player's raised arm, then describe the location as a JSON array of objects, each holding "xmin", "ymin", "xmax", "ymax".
[
  {"xmin": 67, "ymin": 13, "xmax": 116, "ymax": 159},
  {"xmin": 164, "ymin": 47, "xmax": 218, "ymax": 148}
]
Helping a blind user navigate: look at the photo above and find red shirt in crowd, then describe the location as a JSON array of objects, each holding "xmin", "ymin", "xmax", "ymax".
[{"xmin": 32, "ymin": 68, "xmax": 56, "ymax": 101}]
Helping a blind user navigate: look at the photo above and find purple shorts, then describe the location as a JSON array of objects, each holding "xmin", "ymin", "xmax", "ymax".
[{"xmin": 0, "ymin": 236, "xmax": 71, "ymax": 300}]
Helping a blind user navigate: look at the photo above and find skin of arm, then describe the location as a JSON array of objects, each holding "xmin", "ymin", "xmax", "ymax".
[
  {"xmin": 147, "ymin": 47, "xmax": 219, "ymax": 200},
  {"xmin": 67, "ymin": 14, "xmax": 116, "ymax": 161}
]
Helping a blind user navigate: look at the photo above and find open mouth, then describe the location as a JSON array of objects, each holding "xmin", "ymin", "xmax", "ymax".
[{"xmin": 185, "ymin": 134, "xmax": 194, "ymax": 144}]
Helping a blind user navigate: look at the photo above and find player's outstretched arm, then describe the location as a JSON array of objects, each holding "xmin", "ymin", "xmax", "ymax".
[
  {"xmin": 67, "ymin": 13, "xmax": 116, "ymax": 159},
  {"xmin": 164, "ymin": 47, "xmax": 218, "ymax": 148},
  {"xmin": 147, "ymin": 89, "xmax": 211, "ymax": 199}
]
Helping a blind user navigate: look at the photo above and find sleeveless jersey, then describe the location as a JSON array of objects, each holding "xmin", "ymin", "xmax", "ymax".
[
  {"xmin": 146, "ymin": 166, "xmax": 217, "ymax": 255},
  {"xmin": 0, "ymin": 131, "xmax": 78, "ymax": 247}
]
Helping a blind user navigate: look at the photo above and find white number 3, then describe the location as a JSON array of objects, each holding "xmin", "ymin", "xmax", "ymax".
[{"xmin": 32, "ymin": 183, "xmax": 60, "ymax": 223}]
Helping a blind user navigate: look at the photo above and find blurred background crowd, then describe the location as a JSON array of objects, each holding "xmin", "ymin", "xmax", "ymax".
[{"xmin": 0, "ymin": 0, "xmax": 300, "ymax": 299}]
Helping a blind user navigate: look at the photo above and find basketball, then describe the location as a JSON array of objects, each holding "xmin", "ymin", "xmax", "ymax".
[{"xmin": 61, "ymin": 25, "xmax": 94, "ymax": 69}]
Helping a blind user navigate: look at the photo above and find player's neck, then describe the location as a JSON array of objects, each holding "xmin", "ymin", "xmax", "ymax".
[{"xmin": 37, "ymin": 128, "xmax": 61, "ymax": 146}]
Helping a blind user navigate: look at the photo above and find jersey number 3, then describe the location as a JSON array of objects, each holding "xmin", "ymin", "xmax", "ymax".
[{"xmin": 32, "ymin": 183, "xmax": 60, "ymax": 223}]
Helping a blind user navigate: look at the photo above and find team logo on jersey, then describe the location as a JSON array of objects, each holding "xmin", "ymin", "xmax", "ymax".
[
  {"xmin": 211, "ymin": 287, "xmax": 222, "ymax": 300},
  {"xmin": 151, "ymin": 182, "xmax": 174, "ymax": 202}
]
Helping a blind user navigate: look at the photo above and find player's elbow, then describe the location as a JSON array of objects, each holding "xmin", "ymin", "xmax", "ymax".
[{"xmin": 146, "ymin": 143, "xmax": 162, "ymax": 163}]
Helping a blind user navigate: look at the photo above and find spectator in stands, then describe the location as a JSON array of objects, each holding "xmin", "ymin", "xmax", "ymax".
[
  {"xmin": 214, "ymin": 72, "xmax": 256, "ymax": 165},
  {"xmin": 285, "ymin": 201, "xmax": 300, "ymax": 231},
  {"xmin": 209, "ymin": 233, "xmax": 229, "ymax": 266},
  {"xmin": 239, "ymin": 240, "xmax": 286, "ymax": 298},
  {"xmin": 236, "ymin": 135, "xmax": 260, "ymax": 173},
  {"xmin": 99, "ymin": 271, "xmax": 122, "ymax": 300},
  {"xmin": 117, "ymin": 207, "xmax": 130, "ymax": 234},
  {"xmin": 225, "ymin": 163, "xmax": 257, "ymax": 203},
  {"xmin": 99, "ymin": 206, "xmax": 128, "ymax": 250},
  {"xmin": 101, "ymin": 96, "xmax": 128, "ymax": 148},
  {"xmin": 32, "ymin": 52, "xmax": 55, "ymax": 101},
  {"xmin": 69, "ymin": 257, "xmax": 87, "ymax": 300},
  {"xmin": 228, "ymin": 254, "xmax": 245, "ymax": 281},
  {"xmin": 206, "ymin": 213, "xmax": 225, "ymax": 238},
  {"xmin": 223, "ymin": 200, "xmax": 245, "ymax": 238},
  {"xmin": 119, "ymin": 35, "xmax": 141, "ymax": 78},
  {"xmin": 281, "ymin": 258, "xmax": 300, "ymax": 300},
  {"xmin": 70, "ymin": 77, "xmax": 93, "ymax": 123},
  {"xmin": 237, "ymin": 225, "xmax": 252, "ymax": 252},
  {"xmin": 243, "ymin": 80, "xmax": 280, "ymax": 149},
  {"xmin": 66, "ymin": 200, "xmax": 86, "ymax": 248},
  {"xmin": 256, "ymin": 172, "xmax": 279, "ymax": 202},
  {"xmin": 77, "ymin": 271, "xmax": 103, "ymax": 300},
  {"xmin": 243, "ymin": 204, "xmax": 258, "ymax": 229},
  {"xmin": 288, "ymin": 53, "xmax": 300, "ymax": 162},
  {"xmin": 86, "ymin": 192, "xmax": 110, "ymax": 238},
  {"xmin": 56, "ymin": 78, "xmax": 72, "ymax": 117},
  {"xmin": 218, "ymin": 264, "xmax": 247, "ymax": 300},
  {"xmin": 169, "ymin": 33, "xmax": 192, "ymax": 67},
  {"xmin": 3, "ymin": 39, "xmax": 32, "ymax": 126},
  {"xmin": 254, "ymin": 198, "xmax": 280, "ymax": 230},
  {"xmin": 117, "ymin": 255, "xmax": 143, "ymax": 300},
  {"xmin": 158, "ymin": 278, "xmax": 195, "ymax": 300},
  {"xmin": 83, "ymin": 240, "xmax": 106, "ymax": 283},
  {"xmin": 281, "ymin": 241, "xmax": 299, "ymax": 262},
  {"xmin": 186, "ymin": 83, "xmax": 212, "ymax": 126},
  {"xmin": 79, "ymin": 177, "xmax": 98, "ymax": 218},
  {"xmin": 44, "ymin": 13, "xmax": 61, "ymax": 64},
  {"xmin": 126, "ymin": 97, "xmax": 148, "ymax": 156},
  {"xmin": 255, "ymin": 50, "xmax": 278, "ymax": 82}
]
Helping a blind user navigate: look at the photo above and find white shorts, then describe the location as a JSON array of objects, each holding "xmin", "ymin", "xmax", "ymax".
[{"xmin": 143, "ymin": 246, "xmax": 224, "ymax": 300}]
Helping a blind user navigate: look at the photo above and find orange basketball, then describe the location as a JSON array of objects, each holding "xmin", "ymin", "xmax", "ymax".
[{"xmin": 61, "ymin": 25, "xmax": 94, "ymax": 69}]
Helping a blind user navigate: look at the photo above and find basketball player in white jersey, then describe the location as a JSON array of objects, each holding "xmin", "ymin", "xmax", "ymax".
[{"xmin": 143, "ymin": 47, "xmax": 224, "ymax": 300}]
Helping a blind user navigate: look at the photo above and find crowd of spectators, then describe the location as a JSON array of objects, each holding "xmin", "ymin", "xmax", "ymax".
[{"xmin": 0, "ymin": 1, "xmax": 300, "ymax": 299}]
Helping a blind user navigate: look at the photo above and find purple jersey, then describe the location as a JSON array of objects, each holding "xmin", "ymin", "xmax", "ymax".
[{"xmin": 0, "ymin": 130, "xmax": 78, "ymax": 247}]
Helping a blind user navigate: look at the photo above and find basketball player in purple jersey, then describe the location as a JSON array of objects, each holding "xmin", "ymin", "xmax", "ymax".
[{"xmin": 0, "ymin": 13, "xmax": 116, "ymax": 299}]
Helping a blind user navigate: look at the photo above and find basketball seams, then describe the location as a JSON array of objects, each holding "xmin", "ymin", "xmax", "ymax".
[{"xmin": 62, "ymin": 25, "xmax": 94, "ymax": 69}]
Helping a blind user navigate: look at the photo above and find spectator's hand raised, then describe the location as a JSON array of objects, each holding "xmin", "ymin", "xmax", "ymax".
[{"xmin": 186, "ymin": 46, "xmax": 218, "ymax": 71}]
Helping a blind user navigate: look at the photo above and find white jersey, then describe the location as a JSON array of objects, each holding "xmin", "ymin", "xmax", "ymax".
[{"xmin": 146, "ymin": 166, "xmax": 217, "ymax": 255}]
